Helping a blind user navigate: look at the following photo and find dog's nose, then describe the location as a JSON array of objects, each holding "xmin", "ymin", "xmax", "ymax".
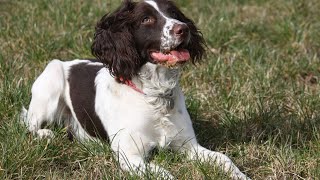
[{"xmin": 173, "ymin": 24, "xmax": 189, "ymax": 37}]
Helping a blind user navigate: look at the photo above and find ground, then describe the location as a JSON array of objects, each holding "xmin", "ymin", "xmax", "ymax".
[{"xmin": 0, "ymin": 0, "xmax": 320, "ymax": 179}]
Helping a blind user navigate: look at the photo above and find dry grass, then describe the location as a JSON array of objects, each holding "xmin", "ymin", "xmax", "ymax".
[{"xmin": 1, "ymin": 0, "xmax": 320, "ymax": 179}]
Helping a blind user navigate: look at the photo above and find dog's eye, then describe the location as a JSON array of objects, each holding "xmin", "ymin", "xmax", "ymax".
[{"xmin": 141, "ymin": 16, "xmax": 155, "ymax": 25}]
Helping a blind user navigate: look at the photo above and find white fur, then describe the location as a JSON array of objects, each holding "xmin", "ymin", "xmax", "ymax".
[{"xmin": 23, "ymin": 59, "xmax": 250, "ymax": 180}]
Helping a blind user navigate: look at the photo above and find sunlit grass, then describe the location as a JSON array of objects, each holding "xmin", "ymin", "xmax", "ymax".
[{"xmin": 1, "ymin": 0, "xmax": 320, "ymax": 179}]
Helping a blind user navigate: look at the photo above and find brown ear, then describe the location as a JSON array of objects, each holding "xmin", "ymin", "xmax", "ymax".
[
  {"xmin": 91, "ymin": 0, "xmax": 142, "ymax": 82},
  {"xmin": 186, "ymin": 20, "xmax": 206, "ymax": 64},
  {"xmin": 168, "ymin": 1, "xmax": 206, "ymax": 63}
]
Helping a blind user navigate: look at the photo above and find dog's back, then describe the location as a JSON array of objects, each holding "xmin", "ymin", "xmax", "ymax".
[{"xmin": 22, "ymin": 59, "xmax": 106, "ymax": 139}]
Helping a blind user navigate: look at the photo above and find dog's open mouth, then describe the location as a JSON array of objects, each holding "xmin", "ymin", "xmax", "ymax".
[{"xmin": 150, "ymin": 49, "xmax": 190, "ymax": 68}]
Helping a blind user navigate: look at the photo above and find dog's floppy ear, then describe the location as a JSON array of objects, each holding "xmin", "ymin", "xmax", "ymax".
[
  {"xmin": 186, "ymin": 19, "xmax": 206, "ymax": 64},
  {"xmin": 91, "ymin": 0, "xmax": 141, "ymax": 82},
  {"xmin": 170, "ymin": 1, "xmax": 206, "ymax": 63}
]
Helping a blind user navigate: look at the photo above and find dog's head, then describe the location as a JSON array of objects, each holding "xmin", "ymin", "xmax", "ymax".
[{"xmin": 91, "ymin": 0, "xmax": 205, "ymax": 82}]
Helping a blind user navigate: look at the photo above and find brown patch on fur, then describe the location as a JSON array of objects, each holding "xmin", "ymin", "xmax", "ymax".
[{"xmin": 68, "ymin": 63, "xmax": 108, "ymax": 140}]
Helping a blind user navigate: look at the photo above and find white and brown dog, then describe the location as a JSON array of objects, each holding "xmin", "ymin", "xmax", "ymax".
[{"xmin": 22, "ymin": 0, "xmax": 250, "ymax": 179}]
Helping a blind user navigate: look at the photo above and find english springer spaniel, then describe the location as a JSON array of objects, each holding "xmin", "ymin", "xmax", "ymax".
[{"xmin": 22, "ymin": 0, "xmax": 250, "ymax": 179}]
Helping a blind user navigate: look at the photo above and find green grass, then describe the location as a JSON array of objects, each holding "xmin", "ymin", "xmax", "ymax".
[{"xmin": 1, "ymin": 0, "xmax": 320, "ymax": 179}]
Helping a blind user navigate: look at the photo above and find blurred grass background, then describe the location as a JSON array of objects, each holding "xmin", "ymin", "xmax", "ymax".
[{"xmin": 1, "ymin": 0, "xmax": 320, "ymax": 179}]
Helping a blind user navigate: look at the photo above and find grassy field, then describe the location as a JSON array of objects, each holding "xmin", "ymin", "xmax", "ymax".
[{"xmin": 1, "ymin": 0, "xmax": 320, "ymax": 179}]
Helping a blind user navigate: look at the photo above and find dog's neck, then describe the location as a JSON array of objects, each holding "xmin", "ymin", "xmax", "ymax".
[
  {"xmin": 131, "ymin": 63, "xmax": 180, "ymax": 113},
  {"xmin": 136, "ymin": 62, "xmax": 180, "ymax": 97}
]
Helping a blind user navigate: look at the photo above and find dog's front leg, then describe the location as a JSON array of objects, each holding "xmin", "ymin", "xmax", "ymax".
[
  {"xmin": 184, "ymin": 144, "xmax": 250, "ymax": 180},
  {"xmin": 110, "ymin": 134, "xmax": 174, "ymax": 179},
  {"xmin": 116, "ymin": 153, "xmax": 174, "ymax": 179}
]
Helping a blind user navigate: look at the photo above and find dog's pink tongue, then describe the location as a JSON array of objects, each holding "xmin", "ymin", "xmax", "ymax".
[{"xmin": 151, "ymin": 49, "xmax": 190, "ymax": 63}]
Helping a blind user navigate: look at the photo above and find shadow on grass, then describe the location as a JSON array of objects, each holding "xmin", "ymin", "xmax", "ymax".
[{"xmin": 190, "ymin": 104, "xmax": 320, "ymax": 149}]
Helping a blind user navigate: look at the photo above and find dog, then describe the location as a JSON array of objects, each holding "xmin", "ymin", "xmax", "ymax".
[{"xmin": 22, "ymin": 0, "xmax": 250, "ymax": 179}]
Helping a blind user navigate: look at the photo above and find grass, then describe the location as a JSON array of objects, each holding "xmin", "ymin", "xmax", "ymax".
[{"xmin": 1, "ymin": 0, "xmax": 320, "ymax": 179}]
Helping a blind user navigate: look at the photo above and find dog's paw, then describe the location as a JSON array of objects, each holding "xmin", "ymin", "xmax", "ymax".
[
  {"xmin": 36, "ymin": 129, "xmax": 55, "ymax": 139},
  {"xmin": 20, "ymin": 107, "xmax": 28, "ymax": 126}
]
